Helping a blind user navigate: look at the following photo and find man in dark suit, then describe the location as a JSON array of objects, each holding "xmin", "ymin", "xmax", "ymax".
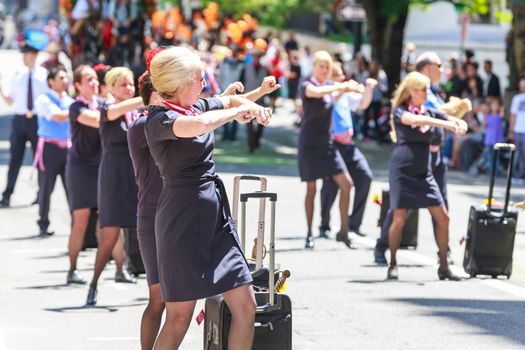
[{"xmin": 483, "ymin": 59, "xmax": 501, "ymax": 98}]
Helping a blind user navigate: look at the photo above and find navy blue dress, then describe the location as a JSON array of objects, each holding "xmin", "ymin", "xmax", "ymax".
[
  {"xmin": 98, "ymin": 104, "xmax": 139, "ymax": 228},
  {"xmin": 127, "ymin": 113, "xmax": 161, "ymax": 286},
  {"xmin": 298, "ymin": 77, "xmax": 346, "ymax": 181},
  {"xmin": 389, "ymin": 105, "xmax": 447, "ymax": 209},
  {"xmin": 144, "ymin": 99, "xmax": 252, "ymax": 302},
  {"xmin": 66, "ymin": 99, "xmax": 103, "ymax": 211}
]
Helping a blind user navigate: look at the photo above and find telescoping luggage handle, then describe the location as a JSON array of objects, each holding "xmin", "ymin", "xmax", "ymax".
[
  {"xmin": 240, "ymin": 192, "xmax": 279, "ymax": 312},
  {"xmin": 232, "ymin": 175, "xmax": 267, "ymax": 270},
  {"xmin": 487, "ymin": 143, "xmax": 516, "ymax": 219}
]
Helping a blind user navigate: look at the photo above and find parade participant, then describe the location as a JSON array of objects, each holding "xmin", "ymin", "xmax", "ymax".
[
  {"xmin": 128, "ymin": 55, "xmax": 279, "ymax": 349},
  {"xmin": 386, "ymin": 71, "xmax": 467, "ymax": 281},
  {"xmin": 93, "ymin": 64, "xmax": 113, "ymax": 102},
  {"xmin": 299, "ymin": 50, "xmax": 361, "ymax": 249},
  {"xmin": 34, "ymin": 66, "xmax": 74, "ymax": 236},
  {"xmin": 128, "ymin": 68, "xmax": 164, "ymax": 350},
  {"xmin": 319, "ymin": 62, "xmax": 376, "ymax": 239},
  {"xmin": 145, "ymin": 46, "xmax": 272, "ymax": 350},
  {"xmin": 86, "ymin": 67, "xmax": 143, "ymax": 305},
  {"xmin": 0, "ymin": 41, "xmax": 48, "ymax": 207},
  {"xmin": 66, "ymin": 65, "xmax": 140, "ymax": 287},
  {"xmin": 374, "ymin": 52, "xmax": 471, "ymax": 264}
]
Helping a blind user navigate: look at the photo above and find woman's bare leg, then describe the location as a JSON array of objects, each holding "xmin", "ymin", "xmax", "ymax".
[
  {"xmin": 153, "ymin": 300, "xmax": 196, "ymax": 350},
  {"xmin": 332, "ymin": 172, "xmax": 353, "ymax": 235},
  {"xmin": 223, "ymin": 284, "xmax": 257, "ymax": 350},
  {"xmin": 141, "ymin": 283, "xmax": 165, "ymax": 350},
  {"xmin": 305, "ymin": 181, "xmax": 316, "ymax": 236},
  {"xmin": 389, "ymin": 209, "xmax": 407, "ymax": 268}
]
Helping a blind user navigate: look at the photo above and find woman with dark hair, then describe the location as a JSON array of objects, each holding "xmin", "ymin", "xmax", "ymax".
[
  {"xmin": 64, "ymin": 64, "xmax": 141, "ymax": 296},
  {"xmin": 386, "ymin": 71, "xmax": 467, "ymax": 280},
  {"xmin": 85, "ymin": 66, "xmax": 143, "ymax": 305},
  {"xmin": 128, "ymin": 65, "xmax": 165, "ymax": 349},
  {"xmin": 145, "ymin": 46, "xmax": 275, "ymax": 349}
]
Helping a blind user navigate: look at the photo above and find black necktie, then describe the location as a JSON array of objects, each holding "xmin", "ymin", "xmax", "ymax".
[{"xmin": 27, "ymin": 71, "xmax": 33, "ymax": 112}]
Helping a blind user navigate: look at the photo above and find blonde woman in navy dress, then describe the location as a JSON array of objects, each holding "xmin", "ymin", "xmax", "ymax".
[
  {"xmin": 387, "ymin": 72, "xmax": 467, "ymax": 281},
  {"xmin": 129, "ymin": 59, "xmax": 279, "ymax": 349},
  {"xmin": 85, "ymin": 67, "xmax": 143, "ymax": 305},
  {"xmin": 299, "ymin": 50, "xmax": 363, "ymax": 249},
  {"xmin": 145, "ymin": 46, "xmax": 272, "ymax": 350}
]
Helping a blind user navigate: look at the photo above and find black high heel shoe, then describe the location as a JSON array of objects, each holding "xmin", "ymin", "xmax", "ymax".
[
  {"xmin": 336, "ymin": 231, "xmax": 355, "ymax": 249},
  {"xmin": 387, "ymin": 265, "xmax": 398, "ymax": 280},
  {"xmin": 86, "ymin": 285, "xmax": 97, "ymax": 306},
  {"xmin": 438, "ymin": 267, "xmax": 461, "ymax": 281}
]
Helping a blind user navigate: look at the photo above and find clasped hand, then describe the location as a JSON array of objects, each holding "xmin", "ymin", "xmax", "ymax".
[
  {"xmin": 342, "ymin": 79, "xmax": 365, "ymax": 94},
  {"xmin": 234, "ymin": 104, "xmax": 272, "ymax": 126},
  {"xmin": 448, "ymin": 119, "xmax": 468, "ymax": 135}
]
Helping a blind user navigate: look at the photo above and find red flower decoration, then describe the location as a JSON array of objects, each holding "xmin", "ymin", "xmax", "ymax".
[{"xmin": 146, "ymin": 47, "xmax": 165, "ymax": 72}]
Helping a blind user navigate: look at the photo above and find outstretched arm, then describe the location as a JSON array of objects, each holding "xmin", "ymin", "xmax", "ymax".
[
  {"xmin": 172, "ymin": 96, "xmax": 272, "ymax": 138},
  {"xmin": 77, "ymin": 109, "xmax": 101, "ymax": 128},
  {"xmin": 106, "ymin": 97, "xmax": 143, "ymax": 121},
  {"xmin": 400, "ymin": 112, "xmax": 466, "ymax": 135}
]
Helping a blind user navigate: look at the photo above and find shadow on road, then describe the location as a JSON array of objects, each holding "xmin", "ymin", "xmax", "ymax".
[
  {"xmin": 16, "ymin": 283, "xmax": 71, "ymax": 290},
  {"xmin": 31, "ymin": 252, "xmax": 69, "ymax": 259},
  {"xmin": 44, "ymin": 302, "xmax": 147, "ymax": 313},
  {"xmin": 394, "ymin": 297, "xmax": 525, "ymax": 346},
  {"xmin": 347, "ymin": 279, "xmax": 430, "ymax": 284}
]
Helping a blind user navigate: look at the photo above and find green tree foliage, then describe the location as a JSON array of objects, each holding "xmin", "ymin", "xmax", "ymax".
[{"xmin": 201, "ymin": 0, "xmax": 332, "ymax": 27}]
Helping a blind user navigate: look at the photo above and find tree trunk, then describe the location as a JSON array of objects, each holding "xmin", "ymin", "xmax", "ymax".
[
  {"xmin": 361, "ymin": 0, "xmax": 409, "ymax": 96},
  {"xmin": 510, "ymin": 3, "xmax": 525, "ymax": 90}
]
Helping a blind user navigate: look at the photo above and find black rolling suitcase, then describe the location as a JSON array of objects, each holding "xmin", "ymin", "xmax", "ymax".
[
  {"xmin": 463, "ymin": 143, "xmax": 518, "ymax": 279},
  {"xmin": 378, "ymin": 189, "xmax": 418, "ymax": 248},
  {"xmin": 124, "ymin": 227, "xmax": 145, "ymax": 277},
  {"xmin": 204, "ymin": 191, "xmax": 292, "ymax": 350},
  {"xmin": 82, "ymin": 208, "xmax": 99, "ymax": 250}
]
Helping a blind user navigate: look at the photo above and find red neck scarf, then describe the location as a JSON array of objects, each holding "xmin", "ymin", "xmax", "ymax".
[
  {"xmin": 162, "ymin": 100, "xmax": 198, "ymax": 116},
  {"xmin": 407, "ymin": 104, "xmax": 430, "ymax": 134}
]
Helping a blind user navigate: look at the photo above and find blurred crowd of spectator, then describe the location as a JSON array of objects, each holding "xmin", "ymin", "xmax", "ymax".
[{"xmin": 1, "ymin": 2, "xmax": 523, "ymax": 175}]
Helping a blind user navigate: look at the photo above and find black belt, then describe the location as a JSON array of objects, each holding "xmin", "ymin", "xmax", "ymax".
[{"xmin": 15, "ymin": 112, "xmax": 34, "ymax": 119}]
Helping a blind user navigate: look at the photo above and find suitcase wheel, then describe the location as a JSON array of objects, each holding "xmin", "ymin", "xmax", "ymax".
[
  {"xmin": 469, "ymin": 272, "xmax": 476, "ymax": 278},
  {"xmin": 492, "ymin": 275, "xmax": 498, "ymax": 279}
]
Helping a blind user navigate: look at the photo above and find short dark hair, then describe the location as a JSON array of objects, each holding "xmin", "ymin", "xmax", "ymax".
[
  {"xmin": 415, "ymin": 58, "xmax": 433, "ymax": 72},
  {"xmin": 484, "ymin": 59, "xmax": 493, "ymax": 66},
  {"xmin": 138, "ymin": 72, "xmax": 155, "ymax": 106},
  {"xmin": 94, "ymin": 65, "xmax": 112, "ymax": 87},
  {"xmin": 47, "ymin": 65, "xmax": 67, "ymax": 86}
]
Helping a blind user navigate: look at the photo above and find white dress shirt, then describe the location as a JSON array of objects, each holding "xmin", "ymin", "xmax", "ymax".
[{"xmin": 7, "ymin": 65, "xmax": 48, "ymax": 115}]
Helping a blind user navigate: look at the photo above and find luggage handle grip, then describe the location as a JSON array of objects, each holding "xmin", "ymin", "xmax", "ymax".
[
  {"xmin": 256, "ymin": 303, "xmax": 280, "ymax": 314},
  {"xmin": 236, "ymin": 175, "xmax": 267, "ymax": 181},
  {"xmin": 254, "ymin": 321, "xmax": 274, "ymax": 331},
  {"xmin": 240, "ymin": 192, "xmax": 277, "ymax": 202},
  {"xmin": 494, "ymin": 143, "xmax": 516, "ymax": 151}
]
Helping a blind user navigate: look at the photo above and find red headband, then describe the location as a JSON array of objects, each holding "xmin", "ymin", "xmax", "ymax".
[
  {"xmin": 93, "ymin": 63, "xmax": 110, "ymax": 72},
  {"xmin": 146, "ymin": 47, "xmax": 165, "ymax": 72}
]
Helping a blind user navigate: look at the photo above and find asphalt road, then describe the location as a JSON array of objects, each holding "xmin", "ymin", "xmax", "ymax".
[{"xmin": 2, "ymin": 49, "xmax": 525, "ymax": 349}]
